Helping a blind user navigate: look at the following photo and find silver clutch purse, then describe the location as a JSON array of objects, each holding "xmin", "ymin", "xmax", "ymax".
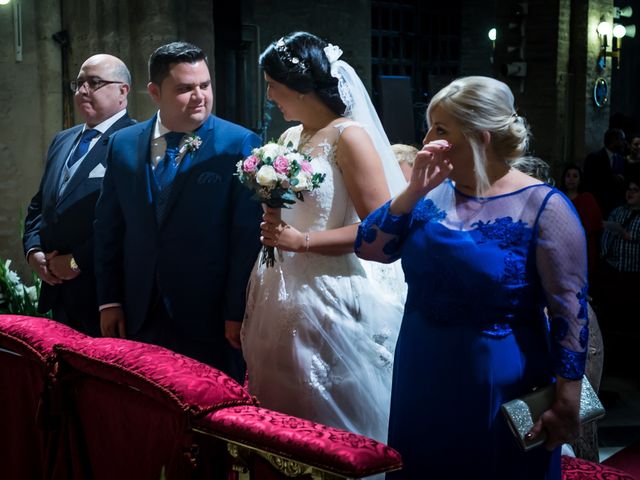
[{"xmin": 501, "ymin": 376, "xmax": 605, "ymax": 451}]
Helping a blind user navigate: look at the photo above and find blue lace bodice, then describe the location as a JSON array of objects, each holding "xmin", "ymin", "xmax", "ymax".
[{"xmin": 356, "ymin": 180, "xmax": 589, "ymax": 379}]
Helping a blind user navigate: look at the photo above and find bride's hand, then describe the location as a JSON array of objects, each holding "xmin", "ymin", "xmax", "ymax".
[{"xmin": 261, "ymin": 207, "xmax": 305, "ymax": 252}]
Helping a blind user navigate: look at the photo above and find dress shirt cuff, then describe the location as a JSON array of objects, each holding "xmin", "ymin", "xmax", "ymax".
[
  {"xmin": 99, "ymin": 303, "xmax": 122, "ymax": 311},
  {"xmin": 26, "ymin": 247, "xmax": 42, "ymax": 261}
]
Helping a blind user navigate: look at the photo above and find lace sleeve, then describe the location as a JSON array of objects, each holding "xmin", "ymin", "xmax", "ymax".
[
  {"xmin": 355, "ymin": 200, "xmax": 411, "ymax": 263},
  {"xmin": 536, "ymin": 191, "xmax": 589, "ymax": 379}
]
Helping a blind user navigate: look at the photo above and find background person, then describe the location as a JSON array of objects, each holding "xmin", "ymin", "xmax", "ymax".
[{"xmin": 23, "ymin": 54, "xmax": 134, "ymax": 335}]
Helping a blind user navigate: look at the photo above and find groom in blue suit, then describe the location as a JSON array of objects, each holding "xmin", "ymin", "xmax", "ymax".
[
  {"xmin": 23, "ymin": 54, "xmax": 135, "ymax": 335},
  {"xmin": 94, "ymin": 42, "xmax": 262, "ymax": 379}
]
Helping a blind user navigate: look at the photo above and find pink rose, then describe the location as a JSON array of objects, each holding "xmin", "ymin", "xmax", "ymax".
[
  {"xmin": 300, "ymin": 160, "xmax": 313, "ymax": 174},
  {"xmin": 273, "ymin": 156, "xmax": 290, "ymax": 175},
  {"xmin": 243, "ymin": 155, "xmax": 259, "ymax": 173}
]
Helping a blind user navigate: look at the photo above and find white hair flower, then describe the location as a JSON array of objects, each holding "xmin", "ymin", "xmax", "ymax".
[{"xmin": 323, "ymin": 44, "xmax": 343, "ymax": 64}]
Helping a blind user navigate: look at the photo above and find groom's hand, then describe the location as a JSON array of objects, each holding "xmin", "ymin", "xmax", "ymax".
[
  {"xmin": 100, "ymin": 306, "xmax": 127, "ymax": 338},
  {"xmin": 225, "ymin": 320, "xmax": 242, "ymax": 349}
]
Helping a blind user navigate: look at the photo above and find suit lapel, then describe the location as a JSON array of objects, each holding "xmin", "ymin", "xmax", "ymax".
[
  {"xmin": 44, "ymin": 128, "xmax": 81, "ymax": 205},
  {"xmin": 57, "ymin": 115, "xmax": 133, "ymax": 206},
  {"xmin": 158, "ymin": 115, "xmax": 217, "ymax": 227},
  {"xmin": 135, "ymin": 118, "xmax": 159, "ymax": 229}
]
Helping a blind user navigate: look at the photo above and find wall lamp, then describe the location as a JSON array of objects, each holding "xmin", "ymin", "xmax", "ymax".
[{"xmin": 597, "ymin": 7, "xmax": 636, "ymax": 70}]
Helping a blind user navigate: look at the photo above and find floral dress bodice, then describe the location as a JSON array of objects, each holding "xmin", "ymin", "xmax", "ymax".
[
  {"xmin": 356, "ymin": 180, "xmax": 589, "ymax": 379},
  {"xmin": 278, "ymin": 123, "xmax": 360, "ymax": 232}
]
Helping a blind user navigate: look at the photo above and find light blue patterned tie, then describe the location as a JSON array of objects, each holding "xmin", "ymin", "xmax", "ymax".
[{"xmin": 154, "ymin": 132, "xmax": 184, "ymax": 190}]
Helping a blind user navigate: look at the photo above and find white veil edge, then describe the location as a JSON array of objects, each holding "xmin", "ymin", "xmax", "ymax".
[
  {"xmin": 326, "ymin": 54, "xmax": 408, "ymax": 309},
  {"xmin": 330, "ymin": 59, "xmax": 408, "ymax": 197}
]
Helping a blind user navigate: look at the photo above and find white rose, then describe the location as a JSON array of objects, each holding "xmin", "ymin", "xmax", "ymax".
[
  {"xmin": 260, "ymin": 143, "xmax": 285, "ymax": 161},
  {"xmin": 26, "ymin": 285, "xmax": 38, "ymax": 304},
  {"xmin": 292, "ymin": 172, "xmax": 311, "ymax": 192},
  {"xmin": 256, "ymin": 165, "xmax": 278, "ymax": 187},
  {"xmin": 288, "ymin": 152, "xmax": 304, "ymax": 164}
]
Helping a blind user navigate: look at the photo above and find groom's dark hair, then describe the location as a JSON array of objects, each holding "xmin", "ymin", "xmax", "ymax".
[
  {"xmin": 260, "ymin": 31, "xmax": 346, "ymax": 116},
  {"xmin": 148, "ymin": 41, "xmax": 208, "ymax": 85}
]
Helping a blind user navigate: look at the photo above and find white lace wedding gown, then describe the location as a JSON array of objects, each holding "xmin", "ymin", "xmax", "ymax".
[{"xmin": 241, "ymin": 122, "xmax": 406, "ymax": 444}]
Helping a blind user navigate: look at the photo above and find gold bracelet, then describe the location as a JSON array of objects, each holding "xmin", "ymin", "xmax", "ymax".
[{"xmin": 304, "ymin": 233, "xmax": 310, "ymax": 252}]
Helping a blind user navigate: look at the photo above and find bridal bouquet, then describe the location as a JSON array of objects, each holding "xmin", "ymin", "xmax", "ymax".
[{"xmin": 236, "ymin": 141, "xmax": 325, "ymax": 267}]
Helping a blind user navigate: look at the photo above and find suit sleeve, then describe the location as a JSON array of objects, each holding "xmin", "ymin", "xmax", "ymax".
[
  {"xmin": 23, "ymin": 133, "xmax": 63, "ymax": 256},
  {"xmin": 224, "ymin": 132, "xmax": 263, "ymax": 322},
  {"xmin": 94, "ymin": 137, "xmax": 126, "ymax": 305}
]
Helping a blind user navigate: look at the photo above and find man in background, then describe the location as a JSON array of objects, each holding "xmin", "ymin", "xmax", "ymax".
[{"xmin": 23, "ymin": 54, "xmax": 135, "ymax": 335}]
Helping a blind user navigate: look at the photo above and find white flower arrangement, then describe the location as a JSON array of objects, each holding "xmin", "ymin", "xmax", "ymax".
[
  {"xmin": 235, "ymin": 140, "xmax": 326, "ymax": 267},
  {"xmin": 181, "ymin": 134, "xmax": 203, "ymax": 154},
  {"xmin": 0, "ymin": 259, "xmax": 42, "ymax": 316}
]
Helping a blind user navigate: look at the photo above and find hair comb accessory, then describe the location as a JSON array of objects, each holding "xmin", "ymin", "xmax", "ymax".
[
  {"xmin": 275, "ymin": 38, "xmax": 308, "ymax": 72},
  {"xmin": 323, "ymin": 44, "xmax": 343, "ymax": 64}
]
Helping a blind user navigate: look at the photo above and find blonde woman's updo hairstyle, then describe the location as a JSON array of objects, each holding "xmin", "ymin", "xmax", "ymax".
[{"xmin": 427, "ymin": 76, "xmax": 531, "ymax": 192}]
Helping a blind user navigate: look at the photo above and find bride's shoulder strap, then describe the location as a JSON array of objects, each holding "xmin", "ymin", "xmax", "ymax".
[
  {"xmin": 333, "ymin": 120, "xmax": 364, "ymax": 137},
  {"xmin": 278, "ymin": 124, "xmax": 303, "ymax": 145}
]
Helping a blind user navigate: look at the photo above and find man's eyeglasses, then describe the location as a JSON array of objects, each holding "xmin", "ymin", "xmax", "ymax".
[{"xmin": 70, "ymin": 76, "xmax": 123, "ymax": 93}]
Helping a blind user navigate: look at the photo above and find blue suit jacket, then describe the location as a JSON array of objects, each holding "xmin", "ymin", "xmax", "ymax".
[
  {"xmin": 23, "ymin": 113, "xmax": 135, "ymax": 334},
  {"xmin": 94, "ymin": 114, "xmax": 262, "ymax": 341}
]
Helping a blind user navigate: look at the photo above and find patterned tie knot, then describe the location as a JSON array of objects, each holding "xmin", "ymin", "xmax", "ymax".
[
  {"xmin": 68, "ymin": 128, "xmax": 100, "ymax": 167},
  {"xmin": 164, "ymin": 132, "xmax": 184, "ymax": 153},
  {"xmin": 81, "ymin": 128, "xmax": 100, "ymax": 143}
]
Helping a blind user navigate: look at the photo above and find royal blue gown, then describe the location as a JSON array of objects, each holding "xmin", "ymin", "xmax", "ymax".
[{"xmin": 356, "ymin": 180, "xmax": 589, "ymax": 479}]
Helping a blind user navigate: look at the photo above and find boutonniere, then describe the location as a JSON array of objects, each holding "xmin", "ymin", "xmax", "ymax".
[{"xmin": 181, "ymin": 134, "xmax": 202, "ymax": 154}]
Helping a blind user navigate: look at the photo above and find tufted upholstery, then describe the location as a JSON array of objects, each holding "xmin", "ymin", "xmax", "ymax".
[
  {"xmin": 0, "ymin": 315, "xmax": 88, "ymax": 480},
  {"xmin": 562, "ymin": 455, "xmax": 637, "ymax": 479},
  {"xmin": 196, "ymin": 405, "xmax": 403, "ymax": 478},
  {"xmin": 55, "ymin": 337, "xmax": 255, "ymax": 416}
]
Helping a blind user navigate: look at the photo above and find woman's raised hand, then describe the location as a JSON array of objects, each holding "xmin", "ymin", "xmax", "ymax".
[
  {"xmin": 390, "ymin": 140, "xmax": 453, "ymax": 215},
  {"xmin": 260, "ymin": 206, "xmax": 306, "ymax": 252},
  {"xmin": 408, "ymin": 140, "xmax": 453, "ymax": 197}
]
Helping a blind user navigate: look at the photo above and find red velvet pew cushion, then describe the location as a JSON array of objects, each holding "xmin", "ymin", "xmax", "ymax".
[
  {"xmin": 196, "ymin": 405, "xmax": 403, "ymax": 478},
  {"xmin": 0, "ymin": 314, "xmax": 87, "ymax": 362},
  {"xmin": 55, "ymin": 337, "xmax": 255, "ymax": 416},
  {"xmin": 562, "ymin": 455, "xmax": 636, "ymax": 479}
]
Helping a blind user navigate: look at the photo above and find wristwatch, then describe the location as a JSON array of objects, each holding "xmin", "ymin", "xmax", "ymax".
[{"xmin": 69, "ymin": 256, "xmax": 80, "ymax": 272}]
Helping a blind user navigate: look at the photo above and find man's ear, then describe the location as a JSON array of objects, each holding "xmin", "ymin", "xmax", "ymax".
[
  {"xmin": 147, "ymin": 82, "xmax": 160, "ymax": 103},
  {"xmin": 119, "ymin": 83, "xmax": 130, "ymax": 98},
  {"xmin": 480, "ymin": 130, "xmax": 491, "ymax": 145}
]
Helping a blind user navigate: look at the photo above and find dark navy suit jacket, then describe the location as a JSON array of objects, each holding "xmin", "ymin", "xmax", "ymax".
[
  {"xmin": 23, "ymin": 113, "xmax": 136, "ymax": 335},
  {"xmin": 583, "ymin": 147, "xmax": 625, "ymax": 217},
  {"xmin": 94, "ymin": 114, "xmax": 262, "ymax": 344}
]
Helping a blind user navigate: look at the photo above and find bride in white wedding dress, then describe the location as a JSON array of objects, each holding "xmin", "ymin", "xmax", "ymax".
[{"xmin": 241, "ymin": 32, "xmax": 407, "ymax": 444}]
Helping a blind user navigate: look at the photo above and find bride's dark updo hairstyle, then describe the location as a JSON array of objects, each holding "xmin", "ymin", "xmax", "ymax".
[{"xmin": 259, "ymin": 31, "xmax": 347, "ymax": 116}]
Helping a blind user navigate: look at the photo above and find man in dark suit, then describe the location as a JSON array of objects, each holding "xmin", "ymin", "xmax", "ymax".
[
  {"xmin": 94, "ymin": 42, "xmax": 262, "ymax": 379},
  {"xmin": 23, "ymin": 54, "xmax": 135, "ymax": 335},
  {"xmin": 583, "ymin": 128, "xmax": 627, "ymax": 218}
]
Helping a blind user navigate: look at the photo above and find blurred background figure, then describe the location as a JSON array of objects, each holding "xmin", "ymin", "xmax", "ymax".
[
  {"xmin": 583, "ymin": 128, "xmax": 627, "ymax": 218},
  {"xmin": 391, "ymin": 143, "xmax": 419, "ymax": 182},
  {"xmin": 511, "ymin": 155, "xmax": 555, "ymax": 185},
  {"xmin": 624, "ymin": 133, "xmax": 640, "ymax": 181},
  {"xmin": 599, "ymin": 176, "xmax": 640, "ymax": 380},
  {"xmin": 558, "ymin": 164, "xmax": 603, "ymax": 288}
]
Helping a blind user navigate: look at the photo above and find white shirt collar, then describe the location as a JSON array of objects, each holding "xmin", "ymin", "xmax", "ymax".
[{"xmin": 83, "ymin": 108, "xmax": 127, "ymax": 135}]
